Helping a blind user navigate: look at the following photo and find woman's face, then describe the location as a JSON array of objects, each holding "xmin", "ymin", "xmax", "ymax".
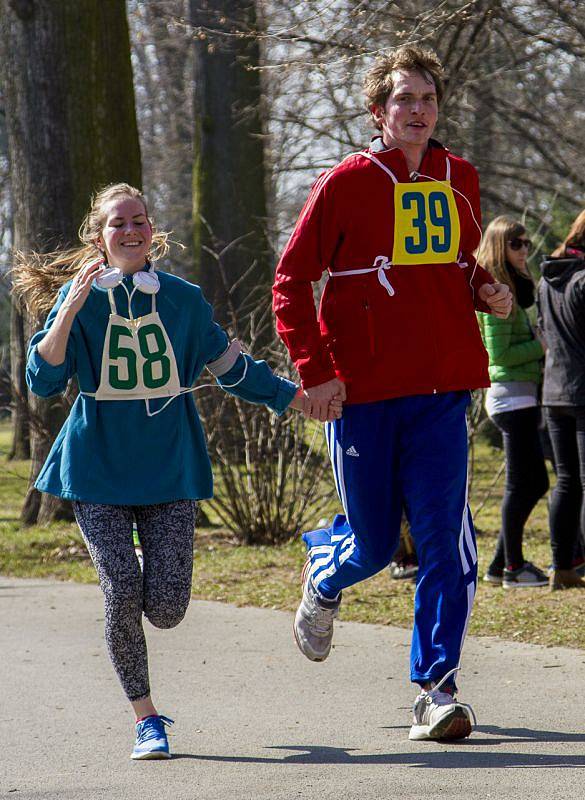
[
  {"xmin": 97, "ymin": 196, "xmax": 153, "ymax": 272},
  {"xmin": 505, "ymin": 233, "xmax": 531, "ymax": 275}
]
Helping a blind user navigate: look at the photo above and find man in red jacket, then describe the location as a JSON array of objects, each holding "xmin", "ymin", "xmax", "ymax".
[{"xmin": 273, "ymin": 45, "xmax": 511, "ymax": 742}]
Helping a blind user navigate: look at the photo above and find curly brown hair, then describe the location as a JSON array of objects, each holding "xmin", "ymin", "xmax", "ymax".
[{"xmin": 363, "ymin": 45, "xmax": 445, "ymax": 130}]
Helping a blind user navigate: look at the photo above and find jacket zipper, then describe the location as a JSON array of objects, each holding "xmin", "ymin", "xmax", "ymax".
[
  {"xmin": 364, "ymin": 298, "xmax": 375, "ymax": 356},
  {"xmin": 410, "ymin": 169, "xmax": 439, "ymax": 392}
]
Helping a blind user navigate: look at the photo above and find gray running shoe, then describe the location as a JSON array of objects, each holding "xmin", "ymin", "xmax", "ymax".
[
  {"xmin": 409, "ymin": 667, "xmax": 475, "ymax": 741},
  {"xmin": 389, "ymin": 561, "xmax": 419, "ymax": 581},
  {"xmin": 409, "ymin": 688, "xmax": 474, "ymax": 741},
  {"xmin": 293, "ymin": 561, "xmax": 341, "ymax": 662},
  {"xmin": 503, "ymin": 561, "xmax": 548, "ymax": 589}
]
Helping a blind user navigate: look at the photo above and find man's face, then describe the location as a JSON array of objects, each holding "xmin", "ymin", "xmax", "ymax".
[{"xmin": 373, "ymin": 69, "xmax": 438, "ymax": 149}]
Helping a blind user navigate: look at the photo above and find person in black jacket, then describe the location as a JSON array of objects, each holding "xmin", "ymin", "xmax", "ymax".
[{"xmin": 538, "ymin": 209, "xmax": 585, "ymax": 590}]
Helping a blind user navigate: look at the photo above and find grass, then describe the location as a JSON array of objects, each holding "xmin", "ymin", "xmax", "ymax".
[{"xmin": 1, "ymin": 420, "xmax": 584, "ymax": 649}]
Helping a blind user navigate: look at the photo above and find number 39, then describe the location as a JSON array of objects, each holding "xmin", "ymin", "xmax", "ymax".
[{"xmin": 401, "ymin": 190, "xmax": 452, "ymax": 255}]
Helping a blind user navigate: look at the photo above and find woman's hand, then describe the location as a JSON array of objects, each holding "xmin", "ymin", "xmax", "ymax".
[
  {"xmin": 37, "ymin": 258, "xmax": 107, "ymax": 367},
  {"xmin": 61, "ymin": 258, "xmax": 107, "ymax": 317},
  {"xmin": 290, "ymin": 388, "xmax": 344, "ymax": 422}
]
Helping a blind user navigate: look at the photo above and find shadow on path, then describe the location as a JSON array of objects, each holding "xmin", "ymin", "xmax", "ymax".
[{"xmin": 172, "ymin": 726, "xmax": 585, "ymax": 769}]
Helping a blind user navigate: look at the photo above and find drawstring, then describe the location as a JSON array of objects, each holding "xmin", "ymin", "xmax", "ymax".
[
  {"xmin": 328, "ymin": 255, "xmax": 395, "ymax": 297},
  {"xmin": 330, "ymin": 152, "xmax": 480, "ymax": 300},
  {"xmin": 373, "ymin": 256, "xmax": 395, "ymax": 296},
  {"xmin": 409, "ymin": 169, "xmax": 483, "ymax": 247},
  {"xmin": 145, "ymin": 356, "xmax": 249, "ymax": 417},
  {"xmin": 108, "ymin": 283, "xmax": 155, "ymax": 322},
  {"xmin": 409, "ymin": 168, "xmax": 483, "ymax": 302}
]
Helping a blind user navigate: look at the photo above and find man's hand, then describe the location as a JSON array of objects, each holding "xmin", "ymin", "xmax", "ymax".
[
  {"xmin": 325, "ymin": 394, "xmax": 344, "ymax": 422},
  {"xmin": 289, "ymin": 385, "xmax": 344, "ymax": 422},
  {"xmin": 303, "ymin": 378, "xmax": 346, "ymax": 422},
  {"xmin": 478, "ymin": 282, "xmax": 513, "ymax": 319}
]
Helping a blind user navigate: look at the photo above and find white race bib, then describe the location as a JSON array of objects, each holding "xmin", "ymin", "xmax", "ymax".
[
  {"xmin": 84, "ymin": 282, "xmax": 248, "ymax": 417},
  {"xmin": 94, "ymin": 291, "xmax": 180, "ymax": 401}
]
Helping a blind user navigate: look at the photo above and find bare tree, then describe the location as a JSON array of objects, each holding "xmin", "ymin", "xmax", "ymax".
[
  {"xmin": 254, "ymin": 0, "xmax": 585, "ymax": 247},
  {"xmin": 194, "ymin": 233, "xmax": 335, "ymax": 543},
  {"xmin": 0, "ymin": 0, "xmax": 142, "ymax": 523},
  {"xmin": 127, "ymin": 0, "xmax": 195, "ymax": 277},
  {"xmin": 190, "ymin": 0, "xmax": 272, "ymax": 325},
  {"xmin": 0, "ymin": 93, "xmax": 28, "ymax": 458}
]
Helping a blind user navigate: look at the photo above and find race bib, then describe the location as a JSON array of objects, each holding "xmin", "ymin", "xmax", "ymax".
[
  {"xmin": 95, "ymin": 312, "xmax": 181, "ymax": 400},
  {"xmin": 392, "ymin": 181, "xmax": 460, "ymax": 265}
]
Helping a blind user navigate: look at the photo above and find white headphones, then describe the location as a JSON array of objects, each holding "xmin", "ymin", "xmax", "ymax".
[{"xmin": 95, "ymin": 261, "xmax": 160, "ymax": 295}]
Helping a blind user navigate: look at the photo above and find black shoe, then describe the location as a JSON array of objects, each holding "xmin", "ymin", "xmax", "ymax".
[
  {"xmin": 483, "ymin": 567, "xmax": 503, "ymax": 585},
  {"xmin": 503, "ymin": 561, "xmax": 548, "ymax": 589},
  {"xmin": 573, "ymin": 559, "xmax": 585, "ymax": 577}
]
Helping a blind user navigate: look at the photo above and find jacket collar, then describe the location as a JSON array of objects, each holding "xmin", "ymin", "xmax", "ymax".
[
  {"xmin": 540, "ymin": 256, "xmax": 585, "ymax": 288},
  {"xmin": 367, "ymin": 136, "xmax": 449, "ymax": 181}
]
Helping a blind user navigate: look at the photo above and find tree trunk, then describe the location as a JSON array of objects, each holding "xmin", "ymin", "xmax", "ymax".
[
  {"xmin": 128, "ymin": 0, "xmax": 194, "ymax": 278},
  {"xmin": 0, "ymin": 0, "xmax": 141, "ymax": 524},
  {"xmin": 190, "ymin": 0, "xmax": 272, "ymax": 327},
  {"xmin": 8, "ymin": 295, "xmax": 30, "ymax": 460}
]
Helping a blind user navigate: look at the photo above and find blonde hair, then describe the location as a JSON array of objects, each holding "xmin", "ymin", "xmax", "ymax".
[
  {"xmin": 364, "ymin": 45, "xmax": 445, "ymax": 130},
  {"xmin": 12, "ymin": 183, "xmax": 170, "ymax": 317},
  {"xmin": 476, "ymin": 215, "xmax": 529, "ymax": 304},
  {"xmin": 552, "ymin": 209, "xmax": 585, "ymax": 258}
]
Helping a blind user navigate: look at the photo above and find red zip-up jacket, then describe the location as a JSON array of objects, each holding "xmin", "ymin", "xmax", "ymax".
[{"xmin": 273, "ymin": 138, "xmax": 493, "ymax": 404}]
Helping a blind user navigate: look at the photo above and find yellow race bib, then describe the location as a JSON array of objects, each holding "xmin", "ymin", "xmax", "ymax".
[{"xmin": 392, "ymin": 181, "xmax": 460, "ymax": 265}]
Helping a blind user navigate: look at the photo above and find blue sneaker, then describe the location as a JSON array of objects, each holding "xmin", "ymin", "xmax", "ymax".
[{"xmin": 131, "ymin": 715, "xmax": 174, "ymax": 760}]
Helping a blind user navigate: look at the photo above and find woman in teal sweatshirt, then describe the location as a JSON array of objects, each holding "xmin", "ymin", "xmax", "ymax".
[
  {"xmin": 477, "ymin": 216, "xmax": 548, "ymax": 589},
  {"xmin": 20, "ymin": 183, "xmax": 341, "ymax": 761}
]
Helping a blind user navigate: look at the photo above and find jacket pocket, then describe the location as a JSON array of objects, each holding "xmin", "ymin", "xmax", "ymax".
[{"xmin": 321, "ymin": 281, "xmax": 374, "ymax": 379}]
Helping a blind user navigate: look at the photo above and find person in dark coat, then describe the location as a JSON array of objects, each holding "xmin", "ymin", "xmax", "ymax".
[{"xmin": 538, "ymin": 210, "xmax": 585, "ymax": 590}]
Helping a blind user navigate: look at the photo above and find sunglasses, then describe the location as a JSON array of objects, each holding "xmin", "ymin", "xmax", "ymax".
[{"xmin": 508, "ymin": 237, "xmax": 533, "ymax": 252}]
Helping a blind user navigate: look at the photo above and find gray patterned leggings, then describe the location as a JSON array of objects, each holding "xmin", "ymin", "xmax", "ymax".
[{"xmin": 73, "ymin": 500, "xmax": 197, "ymax": 701}]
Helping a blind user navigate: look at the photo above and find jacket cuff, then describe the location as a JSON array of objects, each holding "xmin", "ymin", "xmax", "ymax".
[
  {"xmin": 272, "ymin": 378, "xmax": 299, "ymax": 416},
  {"xmin": 475, "ymin": 296, "xmax": 492, "ymax": 314},
  {"xmin": 471, "ymin": 266, "xmax": 495, "ymax": 313},
  {"xmin": 28, "ymin": 345, "xmax": 69, "ymax": 380},
  {"xmin": 296, "ymin": 354, "xmax": 337, "ymax": 390}
]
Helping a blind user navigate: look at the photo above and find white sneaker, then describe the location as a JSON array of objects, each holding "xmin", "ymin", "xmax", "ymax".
[
  {"xmin": 293, "ymin": 561, "xmax": 341, "ymax": 662},
  {"xmin": 409, "ymin": 669, "xmax": 475, "ymax": 741}
]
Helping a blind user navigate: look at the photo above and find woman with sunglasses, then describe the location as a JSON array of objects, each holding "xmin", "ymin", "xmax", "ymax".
[
  {"xmin": 477, "ymin": 216, "xmax": 549, "ymax": 588},
  {"xmin": 538, "ymin": 210, "xmax": 585, "ymax": 590}
]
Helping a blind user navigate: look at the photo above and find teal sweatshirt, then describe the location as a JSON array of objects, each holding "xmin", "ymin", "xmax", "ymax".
[{"xmin": 26, "ymin": 269, "xmax": 297, "ymax": 504}]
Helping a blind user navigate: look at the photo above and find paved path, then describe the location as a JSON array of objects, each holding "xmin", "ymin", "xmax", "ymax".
[{"xmin": 1, "ymin": 576, "xmax": 585, "ymax": 799}]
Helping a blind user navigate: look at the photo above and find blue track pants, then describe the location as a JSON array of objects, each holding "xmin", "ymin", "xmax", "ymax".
[{"xmin": 304, "ymin": 391, "xmax": 478, "ymax": 687}]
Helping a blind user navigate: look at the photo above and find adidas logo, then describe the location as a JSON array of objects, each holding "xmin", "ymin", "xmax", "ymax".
[{"xmin": 346, "ymin": 445, "xmax": 360, "ymax": 457}]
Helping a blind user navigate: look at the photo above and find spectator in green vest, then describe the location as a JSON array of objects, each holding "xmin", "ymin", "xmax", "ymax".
[{"xmin": 477, "ymin": 216, "xmax": 549, "ymax": 588}]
